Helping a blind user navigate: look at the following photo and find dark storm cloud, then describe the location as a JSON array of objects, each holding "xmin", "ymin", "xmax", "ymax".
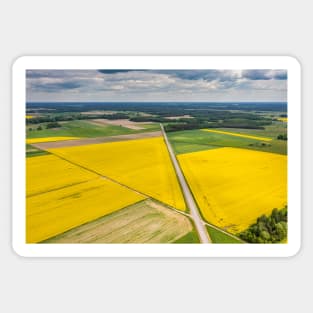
[
  {"xmin": 97, "ymin": 69, "xmax": 238, "ymax": 82},
  {"xmin": 98, "ymin": 69, "xmax": 143, "ymax": 74}
]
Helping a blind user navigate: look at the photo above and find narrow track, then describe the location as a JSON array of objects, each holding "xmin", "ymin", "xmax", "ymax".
[{"xmin": 160, "ymin": 124, "xmax": 212, "ymax": 243}]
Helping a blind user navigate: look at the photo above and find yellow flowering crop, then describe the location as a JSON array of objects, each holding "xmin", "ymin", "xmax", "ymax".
[
  {"xmin": 48, "ymin": 137, "xmax": 186, "ymax": 211},
  {"xmin": 178, "ymin": 147, "xmax": 287, "ymax": 233},
  {"xmin": 26, "ymin": 115, "xmax": 34, "ymax": 119},
  {"xmin": 277, "ymin": 117, "xmax": 288, "ymax": 122},
  {"xmin": 26, "ymin": 154, "xmax": 98, "ymax": 197},
  {"xmin": 202, "ymin": 129, "xmax": 272, "ymax": 141},
  {"xmin": 27, "ymin": 178, "xmax": 146, "ymax": 243},
  {"xmin": 26, "ymin": 137, "xmax": 81, "ymax": 144}
]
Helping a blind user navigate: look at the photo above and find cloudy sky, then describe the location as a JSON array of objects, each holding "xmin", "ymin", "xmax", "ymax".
[{"xmin": 26, "ymin": 69, "xmax": 287, "ymax": 102}]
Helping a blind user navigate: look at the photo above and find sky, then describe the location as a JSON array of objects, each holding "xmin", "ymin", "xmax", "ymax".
[{"xmin": 26, "ymin": 69, "xmax": 287, "ymax": 102}]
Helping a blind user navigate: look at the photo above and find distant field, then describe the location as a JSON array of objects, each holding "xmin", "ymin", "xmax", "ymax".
[
  {"xmin": 202, "ymin": 129, "xmax": 272, "ymax": 141},
  {"xmin": 89, "ymin": 118, "xmax": 153, "ymax": 130},
  {"xmin": 26, "ymin": 136, "xmax": 81, "ymax": 144},
  {"xmin": 178, "ymin": 147, "xmax": 287, "ymax": 234},
  {"xmin": 43, "ymin": 199, "xmax": 193, "ymax": 244},
  {"xmin": 47, "ymin": 137, "xmax": 186, "ymax": 211},
  {"xmin": 168, "ymin": 129, "xmax": 257, "ymax": 154},
  {"xmin": 217, "ymin": 123, "xmax": 287, "ymax": 138},
  {"xmin": 26, "ymin": 120, "xmax": 160, "ymax": 139},
  {"xmin": 27, "ymin": 177, "xmax": 146, "ymax": 243},
  {"xmin": 277, "ymin": 117, "xmax": 288, "ymax": 122},
  {"xmin": 168, "ymin": 127, "xmax": 287, "ymax": 155}
]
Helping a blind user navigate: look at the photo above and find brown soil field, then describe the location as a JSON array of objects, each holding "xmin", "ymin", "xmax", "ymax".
[
  {"xmin": 42, "ymin": 199, "xmax": 193, "ymax": 243},
  {"xmin": 80, "ymin": 110, "xmax": 118, "ymax": 115},
  {"xmin": 89, "ymin": 118, "xmax": 153, "ymax": 130},
  {"xmin": 165, "ymin": 115, "xmax": 193, "ymax": 120},
  {"xmin": 32, "ymin": 131, "xmax": 162, "ymax": 149}
]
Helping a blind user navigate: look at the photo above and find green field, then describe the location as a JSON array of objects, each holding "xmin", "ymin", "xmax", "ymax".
[
  {"xmin": 27, "ymin": 120, "xmax": 160, "ymax": 139},
  {"xmin": 173, "ymin": 228, "xmax": 200, "ymax": 243},
  {"xmin": 26, "ymin": 144, "xmax": 49, "ymax": 158},
  {"xmin": 206, "ymin": 225, "xmax": 243, "ymax": 244},
  {"xmin": 168, "ymin": 125, "xmax": 287, "ymax": 155},
  {"xmin": 217, "ymin": 123, "xmax": 287, "ymax": 138}
]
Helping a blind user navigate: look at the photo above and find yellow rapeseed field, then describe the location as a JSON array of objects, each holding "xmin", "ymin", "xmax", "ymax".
[
  {"xmin": 26, "ymin": 154, "xmax": 98, "ymax": 197},
  {"xmin": 277, "ymin": 117, "xmax": 288, "ymax": 122},
  {"xmin": 27, "ymin": 178, "xmax": 146, "ymax": 243},
  {"xmin": 202, "ymin": 129, "xmax": 272, "ymax": 141},
  {"xmin": 48, "ymin": 137, "xmax": 186, "ymax": 211},
  {"xmin": 26, "ymin": 115, "xmax": 34, "ymax": 119},
  {"xmin": 26, "ymin": 137, "xmax": 81, "ymax": 144},
  {"xmin": 178, "ymin": 147, "xmax": 287, "ymax": 233}
]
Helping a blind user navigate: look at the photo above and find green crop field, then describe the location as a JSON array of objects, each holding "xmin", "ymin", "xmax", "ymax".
[
  {"xmin": 206, "ymin": 225, "xmax": 243, "ymax": 244},
  {"xmin": 26, "ymin": 144, "xmax": 49, "ymax": 158},
  {"xmin": 27, "ymin": 120, "xmax": 160, "ymax": 139},
  {"xmin": 168, "ymin": 127, "xmax": 287, "ymax": 155}
]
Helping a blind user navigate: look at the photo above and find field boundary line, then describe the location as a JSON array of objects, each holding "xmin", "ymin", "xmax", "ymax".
[
  {"xmin": 47, "ymin": 145, "xmax": 241, "ymax": 243},
  {"xmin": 46, "ymin": 150, "xmax": 190, "ymax": 215},
  {"xmin": 203, "ymin": 221, "xmax": 246, "ymax": 243},
  {"xmin": 26, "ymin": 179, "xmax": 97, "ymax": 198},
  {"xmin": 202, "ymin": 129, "xmax": 272, "ymax": 141}
]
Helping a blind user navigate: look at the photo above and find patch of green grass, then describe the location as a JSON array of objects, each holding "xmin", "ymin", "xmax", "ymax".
[
  {"xmin": 139, "ymin": 123, "xmax": 160, "ymax": 131},
  {"xmin": 174, "ymin": 229, "xmax": 200, "ymax": 243},
  {"xmin": 167, "ymin": 128, "xmax": 287, "ymax": 155},
  {"xmin": 26, "ymin": 150, "xmax": 49, "ymax": 157},
  {"xmin": 206, "ymin": 225, "xmax": 243, "ymax": 244},
  {"xmin": 168, "ymin": 129, "xmax": 257, "ymax": 154},
  {"xmin": 218, "ymin": 123, "xmax": 287, "ymax": 138},
  {"xmin": 27, "ymin": 120, "xmax": 134, "ymax": 138},
  {"xmin": 26, "ymin": 144, "xmax": 49, "ymax": 158}
]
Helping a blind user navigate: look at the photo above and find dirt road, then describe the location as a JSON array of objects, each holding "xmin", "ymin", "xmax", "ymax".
[{"xmin": 160, "ymin": 124, "xmax": 211, "ymax": 243}]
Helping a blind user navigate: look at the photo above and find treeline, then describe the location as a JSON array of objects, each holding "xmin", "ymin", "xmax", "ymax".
[
  {"xmin": 26, "ymin": 113, "xmax": 130, "ymax": 125},
  {"xmin": 277, "ymin": 134, "xmax": 287, "ymax": 140},
  {"xmin": 27, "ymin": 102, "xmax": 287, "ymax": 113},
  {"xmin": 164, "ymin": 120, "xmax": 270, "ymax": 132},
  {"xmin": 239, "ymin": 206, "xmax": 287, "ymax": 243}
]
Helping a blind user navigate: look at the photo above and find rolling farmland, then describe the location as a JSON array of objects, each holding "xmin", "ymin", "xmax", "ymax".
[
  {"xmin": 178, "ymin": 147, "xmax": 287, "ymax": 234},
  {"xmin": 27, "ymin": 176, "xmax": 146, "ymax": 243},
  {"xmin": 47, "ymin": 137, "xmax": 187, "ymax": 211},
  {"xmin": 25, "ymin": 101, "xmax": 288, "ymax": 244}
]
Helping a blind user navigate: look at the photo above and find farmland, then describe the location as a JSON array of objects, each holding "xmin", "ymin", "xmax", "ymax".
[
  {"xmin": 47, "ymin": 137, "xmax": 186, "ymax": 211},
  {"xmin": 26, "ymin": 136, "xmax": 81, "ymax": 144},
  {"xmin": 27, "ymin": 119, "xmax": 160, "ymax": 139},
  {"xmin": 26, "ymin": 154, "xmax": 98, "ymax": 197},
  {"xmin": 43, "ymin": 199, "xmax": 194, "ymax": 244},
  {"xmin": 27, "ymin": 177, "xmax": 146, "ymax": 243},
  {"xmin": 168, "ymin": 124, "xmax": 287, "ymax": 155},
  {"xmin": 26, "ymin": 101, "xmax": 288, "ymax": 244},
  {"xmin": 202, "ymin": 129, "xmax": 272, "ymax": 141},
  {"xmin": 178, "ymin": 147, "xmax": 287, "ymax": 234}
]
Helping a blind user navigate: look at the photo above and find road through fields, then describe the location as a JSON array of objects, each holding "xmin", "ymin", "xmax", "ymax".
[{"xmin": 161, "ymin": 124, "xmax": 211, "ymax": 243}]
